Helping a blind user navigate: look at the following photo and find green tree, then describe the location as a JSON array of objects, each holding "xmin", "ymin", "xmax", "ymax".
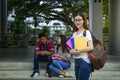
[
  {"xmin": 103, "ymin": 0, "xmax": 109, "ymax": 33},
  {"xmin": 7, "ymin": 0, "xmax": 89, "ymax": 29},
  {"xmin": 42, "ymin": 0, "xmax": 89, "ymax": 27}
]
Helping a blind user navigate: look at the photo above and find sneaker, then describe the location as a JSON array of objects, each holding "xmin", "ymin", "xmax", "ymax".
[
  {"xmin": 45, "ymin": 73, "xmax": 52, "ymax": 78},
  {"xmin": 65, "ymin": 72, "xmax": 73, "ymax": 77},
  {"xmin": 59, "ymin": 75, "xmax": 64, "ymax": 78},
  {"xmin": 31, "ymin": 72, "xmax": 39, "ymax": 78}
]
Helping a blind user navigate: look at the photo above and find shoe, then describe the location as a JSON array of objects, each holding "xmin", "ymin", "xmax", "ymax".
[
  {"xmin": 59, "ymin": 75, "xmax": 64, "ymax": 78},
  {"xmin": 31, "ymin": 72, "xmax": 39, "ymax": 78},
  {"xmin": 45, "ymin": 73, "xmax": 52, "ymax": 78},
  {"xmin": 65, "ymin": 72, "xmax": 73, "ymax": 77}
]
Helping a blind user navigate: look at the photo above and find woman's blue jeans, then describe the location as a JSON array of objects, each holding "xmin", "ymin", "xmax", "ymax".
[
  {"xmin": 49, "ymin": 60, "xmax": 70, "ymax": 74},
  {"xmin": 75, "ymin": 58, "xmax": 92, "ymax": 80},
  {"xmin": 33, "ymin": 54, "xmax": 52, "ymax": 74}
]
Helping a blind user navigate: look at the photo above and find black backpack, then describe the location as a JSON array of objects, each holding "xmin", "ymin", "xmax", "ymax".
[{"xmin": 83, "ymin": 30, "xmax": 107, "ymax": 70}]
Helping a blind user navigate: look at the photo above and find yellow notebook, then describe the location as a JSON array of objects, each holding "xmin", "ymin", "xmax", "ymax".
[{"xmin": 74, "ymin": 37, "xmax": 87, "ymax": 54}]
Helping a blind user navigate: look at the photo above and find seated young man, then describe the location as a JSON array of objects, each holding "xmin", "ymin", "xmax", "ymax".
[{"xmin": 31, "ymin": 33, "xmax": 55, "ymax": 78}]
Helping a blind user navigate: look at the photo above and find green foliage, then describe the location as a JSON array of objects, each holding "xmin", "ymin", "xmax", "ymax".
[
  {"xmin": 54, "ymin": 30, "xmax": 62, "ymax": 35},
  {"xmin": 12, "ymin": 19, "xmax": 26, "ymax": 34},
  {"xmin": 103, "ymin": 0, "xmax": 109, "ymax": 33},
  {"xmin": 8, "ymin": 0, "xmax": 109, "ymax": 34},
  {"xmin": 7, "ymin": 0, "xmax": 89, "ymax": 28},
  {"xmin": 103, "ymin": 27, "xmax": 109, "ymax": 33},
  {"xmin": 41, "ymin": 26, "xmax": 50, "ymax": 36}
]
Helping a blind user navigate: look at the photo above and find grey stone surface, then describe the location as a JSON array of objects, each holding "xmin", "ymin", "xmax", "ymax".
[
  {"xmin": 0, "ymin": 46, "xmax": 35, "ymax": 61},
  {"xmin": 0, "ymin": 46, "xmax": 120, "ymax": 80}
]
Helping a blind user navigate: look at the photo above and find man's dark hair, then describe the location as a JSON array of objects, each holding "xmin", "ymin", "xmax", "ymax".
[{"xmin": 38, "ymin": 33, "xmax": 46, "ymax": 39}]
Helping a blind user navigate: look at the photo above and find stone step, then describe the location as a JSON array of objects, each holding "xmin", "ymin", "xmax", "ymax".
[
  {"xmin": 0, "ymin": 70, "xmax": 75, "ymax": 80},
  {"xmin": 91, "ymin": 70, "xmax": 120, "ymax": 79},
  {"xmin": 0, "ymin": 70, "xmax": 120, "ymax": 80},
  {"xmin": 0, "ymin": 46, "xmax": 120, "ymax": 80},
  {"xmin": 0, "ymin": 61, "xmax": 120, "ymax": 71},
  {"xmin": 0, "ymin": 59, "xmax": 120, "ymax": 80}
]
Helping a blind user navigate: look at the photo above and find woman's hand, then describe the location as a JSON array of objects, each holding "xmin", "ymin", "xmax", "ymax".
[
  {"xmin": 52, "ymin": 53, "xmax": 59, "ymax": 57},
  {"xmin": 69, "ymin": 49, "xmax": 80, "ymax": 55}
]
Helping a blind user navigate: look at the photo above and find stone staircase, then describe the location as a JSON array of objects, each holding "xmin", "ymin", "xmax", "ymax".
[
  {"xmin": 0, "ymin": 59, "xmax": 120, "ymax": 80},
  {"xmin": 0, "ymin": 46, "xmax": 120, "ymax": 80}
]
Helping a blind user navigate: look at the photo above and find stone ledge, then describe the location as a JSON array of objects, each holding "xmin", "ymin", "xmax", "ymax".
[{"xmin": 0, "ymin": 70, "xmax": 120, "ymax": 80}]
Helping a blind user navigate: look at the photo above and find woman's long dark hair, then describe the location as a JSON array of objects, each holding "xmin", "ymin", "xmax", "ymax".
[{"xmin": 57, "ymin": 35, "xmax": 69, "ymax": 53}]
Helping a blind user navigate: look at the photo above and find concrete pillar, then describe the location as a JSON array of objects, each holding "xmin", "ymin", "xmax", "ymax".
[
  {"xmin": 0, "ymin": 0, "xmax": 7, "ymax": 47},
  {"xmin": 1, "ymin": 0, "xmax": 7, "ymax": 35},
  {"xmin": 0, "ymin": 0, "xmax": 1, "ymax": 35},
  {"xmin": 109, "ymin": 0, "xmax": 120, "ymax": 55},
  {"xmin": 0, "ymin": 0, "xmax": 2, "ymax": 47},
  {"xmin": 89, "ymin": 0, "xmax": 103, "ymax": 40}
]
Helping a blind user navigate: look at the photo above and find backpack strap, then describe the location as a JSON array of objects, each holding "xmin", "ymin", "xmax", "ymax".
[
  {"xmin": 83, "ymin": 30, "xmax": 95, "ymax": 74},
  {"xmin": 83, "ymin": 30, "xmax": 97, "ymax": 40},
  {"xmin": 83, "ymin": 30, "xmax": 100, "ymax": 46},
  {"xmin": 90, "ymin": 31, "xmax": 98, "ymax": 42},
  {"xmin": 83, "ymin": 30, "xmax": 86, "ymax": 37}
]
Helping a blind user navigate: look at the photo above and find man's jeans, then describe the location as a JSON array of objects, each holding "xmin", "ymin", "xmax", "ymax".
[
  {"xmin": 49, "ymin": 60, "xmax": 70, "ymax": 74},
  {"xmin": 75, "ymin": 58, "xmax": 92, "ymax": 80},
  {"xmin": 33, "ymin": 54, "xmax": 52, "ymax": 74}
]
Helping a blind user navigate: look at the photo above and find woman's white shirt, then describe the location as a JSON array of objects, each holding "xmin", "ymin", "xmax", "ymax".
[
  {"xmin": 55, "ymin": 46, "xmax": 71, "ymax": 58},
  {"xmin": 72, "ymin": 30, "xmax": 92, "ymax": 63}
]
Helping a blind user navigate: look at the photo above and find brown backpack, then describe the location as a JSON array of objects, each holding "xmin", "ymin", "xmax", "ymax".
[{"xmin": 83, "ymin": 30, "xmax": 107, "ymax": 70}]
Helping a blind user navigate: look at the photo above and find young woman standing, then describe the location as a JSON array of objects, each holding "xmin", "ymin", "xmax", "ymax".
[{"xmin": 69, "ymin": 11, "xmax": 94, "ymax": 80}]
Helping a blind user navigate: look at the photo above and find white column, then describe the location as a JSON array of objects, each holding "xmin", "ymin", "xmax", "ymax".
[
  {"xmin": 89, "ymin": 0, "xmax": 103, "ymax": 40},
  {"xmin": 109, "ymin": 0, "xmax": 120, "ymax": 55}
]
